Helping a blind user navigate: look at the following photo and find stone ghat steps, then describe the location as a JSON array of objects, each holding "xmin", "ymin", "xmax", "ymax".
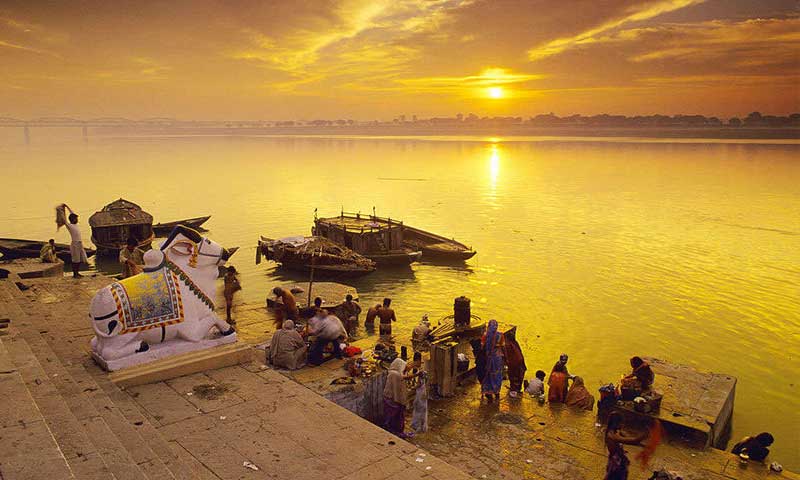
[{"xmin": 0, "ymin": 280, "xmax": 202, "ymax": 480}]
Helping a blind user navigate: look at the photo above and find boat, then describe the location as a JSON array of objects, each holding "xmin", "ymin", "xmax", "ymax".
[
  {"xmin": 257, "ymin": 235, "xmax": 376, "ymax": 277},
  {"xmin": 0, "ymin": 238, "xmax": 97, "ymax": 263},
  {"xmin": 313, "ymin": 211, "xmax": 434, "ymax": 266},
  {"xmin": 153, "ymin": 215, "xmax": 211, "ymax": 236},
  {"xmin": 402, "ymin": 225, "xmax": 476, "ymax": 261},
  {"xmin": 89, "ymin": 198, "xmax": 154, "ymax": 254}
]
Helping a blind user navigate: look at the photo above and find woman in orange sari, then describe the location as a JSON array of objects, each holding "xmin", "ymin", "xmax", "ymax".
[
  {"xmin": 548, "ymin": 362, "xmax": 569, "ymax": 403},
  {"xmin": 565, "ymin": 376, "xmax": 595, "ymax": 410}
]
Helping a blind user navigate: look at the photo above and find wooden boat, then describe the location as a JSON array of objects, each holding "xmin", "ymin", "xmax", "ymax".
[
  {"xmin": 0, "ymin": 238, "xmax": 96, "ymax": 263},
  {"xmin": 403, "ymin": 225, "xmax": 476, "ymax": 261},
  {"xmin": 257, "ymin": 235, "xmax": 376, "ymax": 277},
  {"xmin": 153, "ymin": 215, "xmax": 211, "ymax": 236},
  {"xmin": 89, "ymin": 198, "xmax": 154, "ymax": 254},
  {"xmin": 315, "ymin": 211, "xmax": 476, "ymax": 265}
]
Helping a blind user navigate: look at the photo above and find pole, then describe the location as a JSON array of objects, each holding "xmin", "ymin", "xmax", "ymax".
[{"xmin": 307, "ymin": 247, "xmax": 319, "ymax": 307}]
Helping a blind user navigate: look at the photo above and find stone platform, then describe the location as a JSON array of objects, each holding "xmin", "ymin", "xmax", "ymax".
[
  {"xmin": 0, "ymin": 276, "xmax": 470, "ymax": 480},
  {"xmin": 93, "ymin": 333, "xmax": 239, "ymax": 372},
  {"xmin": 618, "ymin": 356, "xmax": 737, "ymax": 449},
  {"xmin": 269, "ymin": 322, "xmax": 795, "ymax": 480},
  {"xmin": 0, "ymin": 258, "xmax": 63, "ymax": 279}
]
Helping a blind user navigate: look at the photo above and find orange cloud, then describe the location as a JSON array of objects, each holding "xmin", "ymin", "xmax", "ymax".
[{"xmin": 527, "ymin": 0, "xmax": 706, "ymax": 60}]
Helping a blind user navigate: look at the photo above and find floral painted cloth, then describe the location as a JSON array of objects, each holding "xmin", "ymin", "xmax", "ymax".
[{"xmin": 110, "ymin": 268, "xmax": 184, "ymax": 334}]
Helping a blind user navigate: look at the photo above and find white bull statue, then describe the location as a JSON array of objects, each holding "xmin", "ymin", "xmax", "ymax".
[{"xmin": 90, "ymin": 226, "xmax": 235, "ymax": 363}]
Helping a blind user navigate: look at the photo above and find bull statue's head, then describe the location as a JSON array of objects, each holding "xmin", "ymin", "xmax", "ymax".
[{"xmin": 161, "ymin": 226, "xmax": 232, "ymax": 282}]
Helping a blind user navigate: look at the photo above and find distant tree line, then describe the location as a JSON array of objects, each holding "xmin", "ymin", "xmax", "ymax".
[{"xmin": 386, "ymin": 111, "xmax": 799, "ymax": 128}]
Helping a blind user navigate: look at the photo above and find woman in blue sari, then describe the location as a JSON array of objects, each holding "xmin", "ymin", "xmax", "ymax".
[{"xmin": 481, "ymin": 319, "xmax": 505, "ymax": 403}]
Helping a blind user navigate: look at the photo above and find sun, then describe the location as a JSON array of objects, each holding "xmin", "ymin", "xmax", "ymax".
[{"xmin": 487, "ymin": 86, "xmax": 504, "ymax": 99}]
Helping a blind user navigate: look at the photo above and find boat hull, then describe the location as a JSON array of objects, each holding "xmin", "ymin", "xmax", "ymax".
[
  {"xmin": 418, "ymin": 245, "xmax": 477, "ymax": 261},
  {"xmin": 153, "ymin": 216, "xmax": 211, "ymax": 236},
  {"xmin": 0, "ymin": 238, "xmax": 96, "ymax": 262},
  {"xmin": 275, "ymin": 263, "xmax": 375, "ymax": 278},
  {"xmin": 365, "ymin": 250, "xmax": 422, "ymax": 266},
  {"xmin": 92, "ymin": 233, "xmax": 154, "ymax": 255}
]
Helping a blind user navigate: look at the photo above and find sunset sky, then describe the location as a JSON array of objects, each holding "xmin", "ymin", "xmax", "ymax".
[{"xmin": 1, "ymin": 0, "xmax": 798, "ymax": 120}]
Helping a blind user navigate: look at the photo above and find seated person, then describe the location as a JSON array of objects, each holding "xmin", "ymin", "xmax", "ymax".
[
  {"xmin": 552, "ymin": 353, "xmax": 571, "ymax": 378},
  {"xmin": 39, "ymin": 239, "xmax": 59, "ymax": 263},
  {"xmin": 548, "ymin": 363, "xmax": 569, "ymax": 403},
  {"xmin": 268, "ymin": 320, "xmax": 307, "ymax": 370},
  {"xmin": 307, "ymin": 310, "xmax": 347, "ymax": 365},
  {"xmin": 731, "ymin": 432, "xmax": 774, "ymax": 462},
  {"xmin": 622, "ymin": 356, "xmax": 655, "ymax": 395},
  {"xmin": 119, "ymin": 237, "xmax": 144, "ymax": 278},
  {"xmin": 565, "ymin": 376, "xmax": 595, "ymax": 410},
  {"xmin": 524, "ymin": 370, "xmax": 546, "ymax": 397}
]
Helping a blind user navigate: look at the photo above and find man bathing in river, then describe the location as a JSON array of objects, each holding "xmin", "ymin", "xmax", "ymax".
[
  {"xmin": 377, "ymin": 297, "xmax": 397, "ymax": 336},
  {"xmin": 365, "ymin": 303, "xmax": 382, "ymax": 329},
  {"xmin": 338, "ymin": 293, "xmax": 361, "ymax": 336},
  {"xmin": 272, "ymin": 287, "xmax": 299, "ymax": 325}
]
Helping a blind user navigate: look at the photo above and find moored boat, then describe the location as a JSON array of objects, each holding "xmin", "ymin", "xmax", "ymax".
[
  {"xmin": 89, "ymin": 198, "xmax": 154, "ymax": 254},
  {"xmin": 0, "ymin": 238, "xmax": 97, "ymax": 263},
  {"xmin": 402, "ymin": 225, "xmax": 476, "ymax": 261},
  {"xmin": 314, "ymin": 211, "xmax": 474, "ymax": 265},
  {"xmin": 153, "ymin": 215, "xmax": 211, "ymax": 236},
  {"xmin": 257, "ymin": 235, "xmax": 376, "ymax": 277}
]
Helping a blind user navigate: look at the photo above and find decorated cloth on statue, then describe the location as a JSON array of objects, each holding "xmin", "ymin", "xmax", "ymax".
[{"xmin": 110, "ymin": 268, "xmax": 184, "ymax": 334}]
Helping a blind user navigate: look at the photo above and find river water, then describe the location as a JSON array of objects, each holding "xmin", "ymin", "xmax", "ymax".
[{"xmin": 1, "ymin": 130, "xmax": 798, "ymax": 466}]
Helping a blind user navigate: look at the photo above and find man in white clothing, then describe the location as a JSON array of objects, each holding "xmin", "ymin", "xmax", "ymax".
[
  {"xmin": 307, "ymin": 310, "xmax": 347, "ymax": 365},
  {"xmin": 62, "ymin": 204, "xmax": 88, "ymax": 278}
]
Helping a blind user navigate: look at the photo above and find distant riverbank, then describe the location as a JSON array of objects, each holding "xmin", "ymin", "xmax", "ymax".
[{"xmin": 92, "ymin": 125, "xmax": 800, "ymax": 140}]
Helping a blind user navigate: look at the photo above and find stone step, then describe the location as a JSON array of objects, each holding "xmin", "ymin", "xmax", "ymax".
[
  {"xmin": 0, "ymin": 285, "xmax": 171, "ymax": 480},
  {"xmin": 26, "ymin": 330, "xmax": 179, "ymax": 480},
  {"xmin": 2, "ymin": 333, "xmax": 141, "ymax": 480},
  {"xmin": 27, "ymin": 290, "xmax": 205, "ymax": 480},
  {"xmin": 0, "ymin": 337, "xmax": 74, "ymax": 480},
  {"xmin": 39, "ymin": 330, "xmax": 201, "ymax": 480},
  {"xmin": 12, "ymin": 278, "xmax": 219, "ymax": 480}
]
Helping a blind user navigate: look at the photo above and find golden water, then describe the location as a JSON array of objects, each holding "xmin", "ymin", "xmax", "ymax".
[{"xmin": 1, "ymin": 131, "xmax": 798, "ymax": 466}]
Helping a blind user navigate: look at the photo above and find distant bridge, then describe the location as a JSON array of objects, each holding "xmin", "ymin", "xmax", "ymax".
[{"xmin": 0, "ymin": 117, "xmax": 277, "ymax": 143}]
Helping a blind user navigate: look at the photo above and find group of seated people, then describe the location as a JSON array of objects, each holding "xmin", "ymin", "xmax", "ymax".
[
  {"xmin": 520, "ymin": 354, "xmax": 656, "ymax": 412},
  {"xmin": 268, "ymin": 293, "xmax": 356, "ymax": 369},
  {"xmin": 521, "ymin": 354, "xmax": 596, "ymax": 410}
]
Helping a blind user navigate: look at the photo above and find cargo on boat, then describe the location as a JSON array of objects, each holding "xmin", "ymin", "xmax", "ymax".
[
  {"xmin": 313, "ymin": 211, "xmax": 423, "ymax": 266},
  {"xmin": 89, "ymin": 198, "xmax": 154, "ymax": 253},
  {"xmin": 0, "ymin": 238, "xmax": 97, "ymax": 263},
  {"xmin": 152, "ymin": 215, "xmax": 211, "ymax": 236},
  {"xmin": 257, "ymin": 235, "xmax": 376, "ymax": 277}
]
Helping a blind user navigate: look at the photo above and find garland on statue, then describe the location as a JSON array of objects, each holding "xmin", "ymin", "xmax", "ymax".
[{"xmin": 164, "ymin": 259, "xmax": 215, "ymax": 311}]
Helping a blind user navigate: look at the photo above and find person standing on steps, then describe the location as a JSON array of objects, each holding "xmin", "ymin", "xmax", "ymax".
[
  {"xmin": 61, "ymin": 204, "xmax": 88, "ymax": 278},
  {"xmin": 481, "ymin": 319, "xmax": 505, "ymax": 403}
]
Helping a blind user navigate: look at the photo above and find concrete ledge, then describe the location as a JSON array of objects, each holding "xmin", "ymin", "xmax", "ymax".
[
  {"xmin": 92, "ymin": 333, "xmax": 238, "ymax": 371},
  {"xmin": 0, "ymin": 259, "xmax": 63, "ymax": 279},
  {"xmin": 109, "ymin": 341, "xmax": 253, "ymax": 388}
]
